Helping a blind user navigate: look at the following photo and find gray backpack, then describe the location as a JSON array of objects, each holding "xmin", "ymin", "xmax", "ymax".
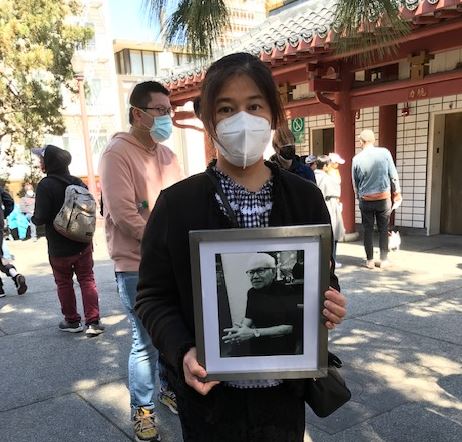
[{"xmin": 51, "ymin": 176, "xmax": 96, "ymax": 243}]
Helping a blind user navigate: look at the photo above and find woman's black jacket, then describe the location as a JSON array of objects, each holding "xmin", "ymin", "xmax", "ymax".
[{"xmin": 135, "ymin": 162, "xmax": 340, "ymax": 388}]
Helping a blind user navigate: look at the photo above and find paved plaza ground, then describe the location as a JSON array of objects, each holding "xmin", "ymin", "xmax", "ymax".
[{"xmin": 0, "ymin": 228, "xmax": 461, "ymax": 441}]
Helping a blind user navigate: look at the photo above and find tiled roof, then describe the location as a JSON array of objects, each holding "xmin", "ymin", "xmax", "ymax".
[{"xmin": 164, "ymin": 0, "xmax": 462, "ymax": 93}]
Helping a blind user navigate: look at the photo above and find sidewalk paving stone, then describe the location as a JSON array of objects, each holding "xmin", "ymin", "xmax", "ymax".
[
  {"xmin": 1, "ymin": 230, "xmax": 461, "ymax": 441},
  {"xmin": 0, "ymin": 314, "xmax": 130, "ymax": 412},
  {"xmin": 358, "ymin": 290, "xmax": 462, "ymax": 345},
  {"xmin": 0, "ymin": 394, "xmax": 132, "ymax": 442}
]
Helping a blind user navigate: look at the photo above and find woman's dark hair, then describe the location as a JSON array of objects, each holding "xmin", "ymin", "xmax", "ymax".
[
  {"xmin": 193, "ymin": 96, "xmax": 201, "ymax": 118},
  {"xmin": 316, "ymin": 154, "xmax": 330, "ymax": 170},
  {"xmin": 200, "ymin": 52, "xmax": 286, "ymax": 138},
  {"xmin": 128, "ymin": 81, "xmax": 170, "ymax": 124}
]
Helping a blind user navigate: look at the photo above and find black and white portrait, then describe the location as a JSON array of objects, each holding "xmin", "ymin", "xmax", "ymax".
[
  {"xmin": 216, "ymin": 251, "xmax": 304, "ymax": 358},
  {"xmin": 190, "ymin": 226, "xmax": 330, "ymax": 381}
]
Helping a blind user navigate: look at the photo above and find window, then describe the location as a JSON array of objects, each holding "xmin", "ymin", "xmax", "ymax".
[
  {"xmin": 130, "ymin": 50, "xmax": 143, "ymax": 75},
  {"xmin": 142, "ymin": 52, "xmax": 156, "ymax": 76},
  {"xmin": 174, "ymin": 53, "xmax": 184, "ymax": 66},
  {"xmin": 91, "ymin": 131, "xmax": 108, "ymax": 155},
  {"xmin": 115, "ymin": 49, "xmax": 158, "ymax": 76},
  {"xmin": 85, "ymin": 79, "xmax": 102, "ymax": 106},
  {"xmin": 76, "ymin": 23, "xmax": 96, "ymax": 51}
]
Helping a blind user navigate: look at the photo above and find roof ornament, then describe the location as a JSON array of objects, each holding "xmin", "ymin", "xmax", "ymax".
[
  {"xmin": 288, "ymin": 34, "xmax": 300, "ymax": 48},
  {"xmin": 315, "ymin": 25, "xmax": 328, "ymax": 39},
  {"xmin": 405, "ymin": 0, "xmax": 420, "ymax": 10},
  {"xmin": 262, "ymin": 44, "xmax": 274, "ymax": 55},
  {"xmin": 300, "ymin": 30, "xmax": 314, "ymax": 43},
  {"xmin": 276, "ymin": 38, "xmax": 286, "ymax": 52}
]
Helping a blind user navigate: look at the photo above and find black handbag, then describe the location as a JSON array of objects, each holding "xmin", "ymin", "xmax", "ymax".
[{"xmin": 304, "ymin": 352, "xmax": 351, "ymax": 418}]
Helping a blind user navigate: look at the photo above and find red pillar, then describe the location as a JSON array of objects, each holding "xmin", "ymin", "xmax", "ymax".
[
  {"xmin": 334, "ymin": 68, "xmax": 356, "ymax": 234},
  {"xmin": 379, "ymin": 105, "xmax": 397, "ymax": 160}
]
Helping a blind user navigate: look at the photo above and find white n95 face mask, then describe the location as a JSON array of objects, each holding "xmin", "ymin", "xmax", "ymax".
[{"xmin": 213, "ymin": 111, "xmax": 271, "ymax": 168}]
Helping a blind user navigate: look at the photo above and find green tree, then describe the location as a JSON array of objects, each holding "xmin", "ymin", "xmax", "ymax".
[
  {"xmin": 0, "ymin": 0, "xmax": 93, "ymax": 151},
  {"xmin": 143, "ymin": 0, "xmax": 229, "ymax": 55},
  {"xmin": 144, "ymin": 0, "xmax": 408, "ymax": 59}
]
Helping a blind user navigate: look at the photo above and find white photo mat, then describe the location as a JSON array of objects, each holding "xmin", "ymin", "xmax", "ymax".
[{"xmin": 189, "ymin": 226, "xmax": 331, "ymax": 381}]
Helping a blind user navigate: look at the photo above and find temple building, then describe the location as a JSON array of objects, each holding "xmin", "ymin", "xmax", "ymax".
[{"xmin": 167, "ymin": 0, "xmax": 462, "ymax": 236}]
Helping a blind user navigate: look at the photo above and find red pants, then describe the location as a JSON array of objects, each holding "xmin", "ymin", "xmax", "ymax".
[{"xmin": 49, "ymin": 245, "xmax": 100, "ymax": 325}]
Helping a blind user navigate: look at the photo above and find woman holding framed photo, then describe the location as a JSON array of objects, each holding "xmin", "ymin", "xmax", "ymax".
[{"xmin": 136, "ymin": 52, "xmax": 346, "ymax": 442}]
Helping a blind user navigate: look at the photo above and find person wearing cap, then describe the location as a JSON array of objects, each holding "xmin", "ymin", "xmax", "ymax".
[
  {"xmin": 31, "ymin": 145, "xmax": 104, "ymax": 336},
  {"xmin": 315, "ymin": 155, "xmax": 345, "ymax": 267},
  {"xmin": 270, "ymin": 128, "xmax": 316, "ymax": 183},
  {"xmin": 222, "ymin": 253, "xmax": 302, "ymax": 357},
  {"xmin": 0, "ymin": 185, "xmax": 27, "ymax": 298},
  {"xmin": 98, "ymin": 80, "xmax": 183, "ymax": 441},
  {"xmin": 352, "ymin": 129, "xmax": 402, "ymax": 269},
  {"xmin": 327, "ymin": 152, "xmax": 345, "ymax": 185},
  {"xmin": 305, "ymin": 154, "xmax": 318, "ymax": 172}
]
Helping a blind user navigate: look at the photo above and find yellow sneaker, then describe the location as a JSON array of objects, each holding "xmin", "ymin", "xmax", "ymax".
[
  {"xmin": 158, "ymin": 389, "xmax": 178, "ymax": 415},
  {"xmin": 133, "ymin": 407, "xmax": 160, "ymax": 442}
]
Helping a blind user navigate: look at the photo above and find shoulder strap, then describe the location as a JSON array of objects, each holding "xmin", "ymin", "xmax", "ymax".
[{"xmin": 205, "ymin": 169, "xmax": 239, "ymax": 228}]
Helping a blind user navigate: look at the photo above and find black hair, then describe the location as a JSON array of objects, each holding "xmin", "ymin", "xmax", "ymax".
[
  {"xmin": 128, "ymin": 81, "xmax": 170, "ymax": 124},
  {"xmin": 200, "ymin": 52, "xmax": 286, "ymax": 138},
  {"xmin": 316, "ymin": 154, "xmax": 330, "ymax": 170},
  {"xmin": 193, "ymin": 96, "xmax": 201, "ymax": 118}
]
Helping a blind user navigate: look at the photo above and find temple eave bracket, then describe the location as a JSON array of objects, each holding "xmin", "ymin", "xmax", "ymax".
[{"xmin": 315, "ymin": 91, "xmax": 340, "ymax": 111}]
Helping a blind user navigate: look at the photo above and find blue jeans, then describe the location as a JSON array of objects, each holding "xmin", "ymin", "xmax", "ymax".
[{"xmin": 116, "ymin": 271, "xmax": 168, "ymax": 412}]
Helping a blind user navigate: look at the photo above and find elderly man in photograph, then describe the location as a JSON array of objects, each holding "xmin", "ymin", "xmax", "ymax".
[{"xmin": 222, "ymin": 253, "xmax": 302, "ymax": 356}]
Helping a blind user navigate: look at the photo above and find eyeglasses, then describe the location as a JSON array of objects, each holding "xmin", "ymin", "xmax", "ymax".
[
  {"xmin": 142, "ymin": 106, "xmax": 174, "ymax": 117},
  {"xmin": 246, "ymin": 267, "xmax": 273, "ymax": 276}
]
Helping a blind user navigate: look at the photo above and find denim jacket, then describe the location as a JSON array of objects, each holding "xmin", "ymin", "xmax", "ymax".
[{"xmin": 352, "ymin": 146, "xmax": 401, "ymax": 199}]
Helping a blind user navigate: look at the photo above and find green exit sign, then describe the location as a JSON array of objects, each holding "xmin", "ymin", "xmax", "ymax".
[{"xmin": 291, "ymin": 118, "xmax": 305, "ymax": 143}]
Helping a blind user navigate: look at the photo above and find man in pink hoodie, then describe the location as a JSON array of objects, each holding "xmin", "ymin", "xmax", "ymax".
[{"xmin": 99, "ymin": 81, "xmax": 183, "ymax": 442}]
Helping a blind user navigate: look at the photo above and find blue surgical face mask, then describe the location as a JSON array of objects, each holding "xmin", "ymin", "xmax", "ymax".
[{"xmin": 150, "ymin": 115, "xmax": 173, "ymax": 142}]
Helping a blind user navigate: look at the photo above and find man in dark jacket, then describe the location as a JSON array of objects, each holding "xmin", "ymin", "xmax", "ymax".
[
  {"xmin": 32, "ymin": 145, "xmax": 104, "ymax": 336},
  {"xmin": 0, "ymin": 186, "xmax": 27, "ymax": 297},
  {"xmin": 270, "ymin": 128, "xmax": 316, "ymax": 183}
]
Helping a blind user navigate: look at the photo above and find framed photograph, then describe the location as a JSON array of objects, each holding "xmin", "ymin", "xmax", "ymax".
[{"xmin": 189, "ymin": 225, "xmax": 331, "ymax": 381}]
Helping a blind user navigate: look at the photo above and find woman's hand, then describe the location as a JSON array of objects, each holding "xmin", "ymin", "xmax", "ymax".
[
  {"xmin": 323, "ymin": 286, "xmax": 346, "ymax": 330},
  {"xmin": 183, "ymin": 347, "xmax": 220, "ymax": 396},
  {"xmin": 222, "ymin": 322, "xmax": 255, "ymax": 344}
]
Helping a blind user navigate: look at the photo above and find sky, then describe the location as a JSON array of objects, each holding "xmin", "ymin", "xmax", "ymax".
[{"xmin": 108, "ymin": 0, "xmax": 161, "ymax": 41}]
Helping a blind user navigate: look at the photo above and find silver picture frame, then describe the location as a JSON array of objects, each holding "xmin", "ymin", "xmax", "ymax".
[{"xmin": 189, "ymin": 225, "xmax": 331, "ymax": 381}]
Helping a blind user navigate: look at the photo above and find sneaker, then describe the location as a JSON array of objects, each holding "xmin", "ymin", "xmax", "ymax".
[
  {"xmin": 13, "ymin": 274, "xmax": 27, "ymax": 295},
  {"xmin": 85, "ymin": 321, "xmax": 105, "ymax": 337},
  {"xmin": 365, "ymin": 259, "xmax": 375, "ymax": 269},
  {"xmin": 133, "ymin": 407, "xmax": 160, "ymax": 442},
  {"xmin": 378, "ymin": 260, "xmax": 391, "ymax": 269},
  {"xmin": 158, "ymin": 389, "xmax": 178, "ymax": 415},
  {"xmin": 59, "ymin": 320, "xmax": 84, "ymax": 333},
  {"xmin": 0, "ymin": 287, "xmax": 5, "ymax": 298}
]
